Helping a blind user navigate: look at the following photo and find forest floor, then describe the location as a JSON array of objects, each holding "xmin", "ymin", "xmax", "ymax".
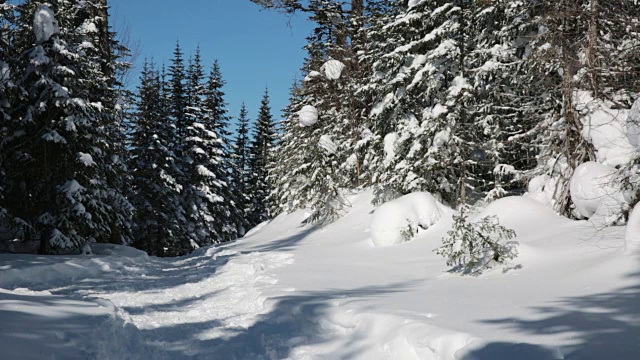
[{"xmin": 1, "ymin": 190, "xmax": 639, "ymax": 359}]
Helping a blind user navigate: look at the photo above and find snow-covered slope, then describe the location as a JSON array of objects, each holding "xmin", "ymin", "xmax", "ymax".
[{"xmin": 1, "ymin": 190, "xmax": 639, "ymax": 359}]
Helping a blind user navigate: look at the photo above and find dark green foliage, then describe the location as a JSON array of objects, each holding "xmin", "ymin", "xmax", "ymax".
[{"xmin": 435, "ymin": 206, "xmax": 518, "ymax": 276}]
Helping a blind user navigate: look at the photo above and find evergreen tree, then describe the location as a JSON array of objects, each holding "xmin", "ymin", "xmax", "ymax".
[
  {"xmin": 2, "ymin": 1, "xmax": 132, "ymax": 253},
  {"xmin": 181, "ymin": 48, "xmax": 230, "ymax": 247},
  {"xmin": 231, "ymin": 104, "xmax": 251, "ymax": 234},
  {"xmin": 204, "ymin": 60, "xmax": 238, "ymax": 241},
  {"xmin": 130, "ymin": 60, "xmax": 189, "ymax": 256},
  {"xmin": 248, "ymin": 89, "xmax": 277, "ymax": 226}
]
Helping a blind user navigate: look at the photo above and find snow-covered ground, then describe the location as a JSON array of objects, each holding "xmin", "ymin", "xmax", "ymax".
[{"xmin": 2, "ymin": 190, "xmax": 639, "ymax": 359}]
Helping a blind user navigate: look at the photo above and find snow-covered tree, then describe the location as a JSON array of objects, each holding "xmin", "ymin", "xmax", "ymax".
[
  {"xmin": 181, "ymin": 48, "xmax": 230, "ymax": 247},
  {"xmin": 2, "ymin": 1, "xmax": 132, "ymax": 253},
  {"xmin": 248, "ymin": 89, "xmax": 277, "ymax": 226},
  {"xmin": 130, "ymin": 61, "xmax": 189, "ymax": 256},
  {"xmin": 204, "ymin": 60, "xmax": 238, "ymax": 242},
  {"xmin": 231, "ymin": 104, "xmax": 252, "ymax": 234}
]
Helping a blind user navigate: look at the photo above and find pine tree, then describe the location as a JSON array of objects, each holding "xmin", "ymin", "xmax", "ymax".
[
  {"xmin": 248, "ymin": 89, "xmax": 277, "ymax": 226},
  {"xmin": 180, "ymin": 47, "xmax": 231, "ymax": 247},
  {"xmin": 231, "ymin": 104, "xmax": 251, "ymax": 235},
  {"xmin": 130, "ymin": 61, "xmax": 189, "ymax": 256},
  {"xmin": 204, "ymin": 60, "xmax": 238, "ymax": 241},
  {"xmin": 2, "ymin": 1, "xmax": 132, "ymax": 254}
]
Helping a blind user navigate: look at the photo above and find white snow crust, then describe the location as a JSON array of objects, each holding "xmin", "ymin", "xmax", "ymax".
[
  {"xmin": 320, "ymin": 60, "xmax": 346, "ymax": 80},
  {"xmin": 370, "ymin": 192, "xmax": 445, "ymax": 247},
  {"xmin": 298, "ymin": 105, "xmax": 318, "ymax": 127},
  {"xmin": 33, "ymin": 5, "xmax": 59, "ymax": 44}
]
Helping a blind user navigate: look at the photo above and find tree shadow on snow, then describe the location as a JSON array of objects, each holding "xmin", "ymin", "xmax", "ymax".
[
  {"xmin": 241, "ymin": 226, "xmax": 317, "ymax": 253},
  {"xmin": 137, "ymin": 282, "xmax": 415, "ymax": 359},
  {"xmin": 464, "ymin": 258, "xmax": 640, "ymax": 360}
]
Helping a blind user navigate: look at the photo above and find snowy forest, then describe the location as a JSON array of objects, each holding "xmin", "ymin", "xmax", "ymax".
[
  {"xmin": 2, "ymin": 0, "xmax": 640, "ymax": 358},
  {"xmin": 3, "ymin": 0, "xmax": 639, "ymax": 256}
]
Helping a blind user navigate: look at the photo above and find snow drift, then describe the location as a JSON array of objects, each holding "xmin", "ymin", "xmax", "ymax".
[
  {"xmin": 569, "ymin": 161, "xmax": 632, "ymax": 224},
  {"xmin": 370, "ymin": 192, "xmax": 446, "ymax": 246}
]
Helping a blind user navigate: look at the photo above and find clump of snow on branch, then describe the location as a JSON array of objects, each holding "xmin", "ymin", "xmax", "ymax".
[
  {"xmin": 320, "ymin": 60, "xmax": 346, "ymax": 80},
  {"xmin": 318, "ymin": 135, "xmax": 337, "ymax": 155},
  {"xmin": 0, "ymin": 60, "xmax": 9, "ymax": 85},
  {"xmin": 33, "ymin": 5, "xmax": 59, "ymax": 44},
  {"xmin": 408, "ymin": 0, "xmax": 426, "ymax": 8},
  {"xmin": 383, "ymin": 132, "xmax": 398, "ymax": 166},
  {"xmin": 298, "ymin": 105, "xmax": 318, "ymax": 127},
  {"xmin": 78, "ymin": 152, "xmax": 95, "ymax": 167},
  {"xmin": 304, "ymin": 71, "xmax": 322, "ymax": 82},
  {"xmin": 370, "ymin": 192, "xmax": 445, "ymax": 247},
  {"xmin": 569, "ymin": 161, "xmax": 633, "ymax": 225}
]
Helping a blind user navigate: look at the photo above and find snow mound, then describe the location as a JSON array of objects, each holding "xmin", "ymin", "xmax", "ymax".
[
  {"xmin": 625, "ymin": 203, "xmax": 640, "ymax": 253},
  {"xmin": 569, "ymin": 162, "xmax": 632, "ymax": 223},
  {"xmin": 628, "ymin": 97, "xmax": 640, "ymax": 147},
  {"xmin": 33, "ymin": 5, "xmax": 59, "ymax": 44},
  {"xmin": 525, "ymin": 174, "xmax": 561, "ymax": 208},
  {"xmin": 476, "ymin": 196, "xmax": 565, "ymax": 229},
  {"xmin": 298, "ymin": 105, "xmax": 318, "ymax": 127},
  {"xmin": 577, "ymin": 91, "xmax": 636, "ymax": 166},
  {"xmin": 370, "ymin": 192, "xmax": 444, "ymax": 247},
  {"xmin": 321, "ymin": 60, "xmax": 346, "ymax": 80}
]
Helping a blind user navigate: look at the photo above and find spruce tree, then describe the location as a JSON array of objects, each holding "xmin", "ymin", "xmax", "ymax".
[
  {"xmin": 205, "ymin": 60, "xmax": 238, "ymax": 241},
  {"xmin": 248, "ymin": 89, "xmax": 277, "ymax": 226},
  {"xmin": 181, "ymin": 48, "xmax": 230, "ymax": 247},
  {"xmin": 130, "ymin": 61, "xmax": 189, "ymax": 256},
  {"xmin": 231, "ymin": 104, "xmax": 251, "ymax": 235},
  {"xmin": 2, "ymin": 1, "xmax": 132, "ymax": 254}
]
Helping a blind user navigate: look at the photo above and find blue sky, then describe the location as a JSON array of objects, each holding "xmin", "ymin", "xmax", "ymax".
[{"xmin": 109, "ymin": 0, "xmax": 314, "ymax": 129}]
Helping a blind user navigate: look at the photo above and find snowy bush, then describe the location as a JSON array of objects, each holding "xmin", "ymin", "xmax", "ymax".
[
  {"xmin": 370, "ymin": 192, "xmax": 443, "ymax": 247},
  {"xmin": 435, "ymin": 206, "xmax": 518, "ymax": 276},
  {"xmin": 626, "ymin": 202, "xmax": 640, "ymax": 253}
]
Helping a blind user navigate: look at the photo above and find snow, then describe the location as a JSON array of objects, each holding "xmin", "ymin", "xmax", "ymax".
[
  {"xmin": 383, "ymin": 132, "xmax": 398, "ymax": 166},
  {"xmin": 576, "ymin": 91, "xmax": 637, "ymax": 166},
  {"xmin": 318, "ymin": 134, "xmax": 338, "ymax": 155},
  {"xmin": 525, "ymin": 174, "xmax": 561, "ymax": 208},
  {"xmin": 0, "ymin": 60, "xmax": 9, "ymax": 85},
  {"xmin": 628, "ymin": 96, "xmax": 640, "ymax": 147},
  {"xmin": 569, "ymin": 161, "xmax": 633, "ymax": 224},
  {"xmin": 2, "ymin": 191, "xmax": 640, "ymax": 359},
  {"xmin": 320, "ymin": 60, "xmax": 346, "ymax": 80},
  {"xmin": 370, "ymin": 192, "xmax": 447, "ymax": 247},
  {"xmin": 33, "ymin": 5, "xmax": 59, "ymax": 44},
  {"xmin": 408, "ymin": 0, "xmax": 427, "ymax": 9},
  {"xmin": 298, "ymin": 105, "xmax": 318, "ymax": 127},
  {"xmin": 304, "ymin": 70, "xmax": 322, "ymax": 82},
  {"xmin": 625, "ymin": 203, "xmax": 640, "ymax": 253},
  {"xmin": 78, "ymin": 152, "xmax": 95, "ymax": 166}
]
